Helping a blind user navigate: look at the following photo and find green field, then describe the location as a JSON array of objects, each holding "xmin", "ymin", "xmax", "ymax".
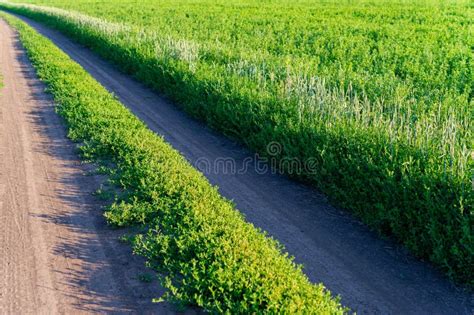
[{"xmin": 2, "ymin": 0, "xmax": 472, "ymax": 284}]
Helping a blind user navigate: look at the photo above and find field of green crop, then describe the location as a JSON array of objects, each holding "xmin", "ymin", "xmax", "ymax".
[{"xmin": 2, "ymin": 0, "xmax": 472, "ymax": 284}]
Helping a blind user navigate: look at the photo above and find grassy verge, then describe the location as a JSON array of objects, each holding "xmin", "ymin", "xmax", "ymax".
[
  {"xmin": 0, "ymin": 12, "xmax": 346, "ymax": 313},
  {"xmin": 0, "ymin": 2, "xmax": 471, "ymax": 285}
]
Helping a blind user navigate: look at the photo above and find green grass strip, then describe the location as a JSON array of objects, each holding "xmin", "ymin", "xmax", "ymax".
[{"xmin": 0, "ymin": 12, "xmax": 346, "ymax": 314}]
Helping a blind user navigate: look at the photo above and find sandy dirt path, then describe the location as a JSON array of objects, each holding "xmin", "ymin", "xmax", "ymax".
[
  {"xmin": 0, "ymin": 19, "xmax": 179, "ymax": 314},
  {"xmin": 11, "ymin": 14, "xmax": 473, "ymax": 315}
]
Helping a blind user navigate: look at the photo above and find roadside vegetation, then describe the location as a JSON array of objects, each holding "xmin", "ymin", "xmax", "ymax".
[
  {"xmin": 1, "ymin": 0, "xmax": 471, "ymax": 285},
  {"xmin": 0, "ymin": 12, "xmax": 346, "ymax": 313}
]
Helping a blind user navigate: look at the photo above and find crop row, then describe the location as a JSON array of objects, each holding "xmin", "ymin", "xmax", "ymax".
[
  {"xmin": 2, "ymin": 1, "xmax": 471, "ymax": 284},
  {"xmin": 0, "ymin": 12, "xmax": 346, "ymax": 313}
]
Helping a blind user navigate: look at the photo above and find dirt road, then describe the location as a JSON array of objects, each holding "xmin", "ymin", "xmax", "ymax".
[
  {"xmin": 0, "ymin": 19, "xmax": 178, "ymax": 314},
  {"xmin": 10, "ymin": 14, "xmax": 472, "ymax": 314}
]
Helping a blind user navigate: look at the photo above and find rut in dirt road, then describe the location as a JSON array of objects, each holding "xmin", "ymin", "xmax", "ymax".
[
  {"xmin": 0, "ymin": 18, "xmax": 181, "ymax": 314},
  {"xmin": 12, "ymin": 14, "xmax": 473, "ymax": 315}
]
